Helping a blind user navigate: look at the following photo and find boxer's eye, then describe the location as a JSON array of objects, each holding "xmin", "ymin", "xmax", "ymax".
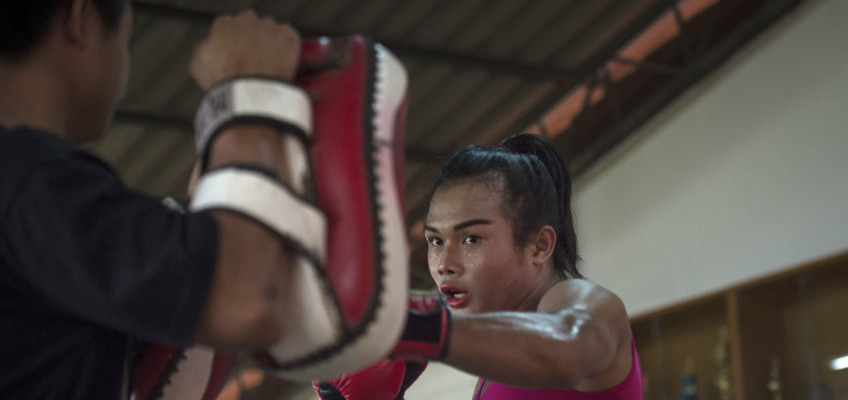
[
  {"xmin": 462, "ymin": 235, "xmax": 479, "ymax": 245},
  {"xmin": 427, "ymin": 236, "xmax": 443, "ymax": 247}
]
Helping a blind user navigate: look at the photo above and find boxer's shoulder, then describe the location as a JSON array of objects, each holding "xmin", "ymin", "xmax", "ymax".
[{"xmin": 538, "ymin": 280, "xmax": 626, "ymax": 319}]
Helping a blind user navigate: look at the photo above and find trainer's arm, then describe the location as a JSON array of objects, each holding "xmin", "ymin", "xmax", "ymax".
[
  {"xmin": 192, "ymin": 125, "xmax": 299, "ymax": 350},
  {"xmin": 444, "ymin": 279, "xmax": 633, "ymax": 391},
  {"xmin": 186, "ymin": 11, "xmax": 302, "ymax": 351}
]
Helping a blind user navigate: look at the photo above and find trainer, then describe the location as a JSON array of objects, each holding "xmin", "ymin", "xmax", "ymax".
[{"xmin": 0, "ymin": 1, "xmax": 407, "ymax": 398}]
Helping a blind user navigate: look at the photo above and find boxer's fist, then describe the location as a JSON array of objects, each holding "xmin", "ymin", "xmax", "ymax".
[
  {"xmin": 313, "ymin": 359, "xmax": 427, "ymax": 400},
  {"xmin": 189, "ymin": 10, "xmax": 300, "ymax": 89}
]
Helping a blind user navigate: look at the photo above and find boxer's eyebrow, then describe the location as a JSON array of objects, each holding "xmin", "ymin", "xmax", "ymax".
[
  {"xmin": 424, "ymin": 219, "xmax": 493, "ymax": 234},
  {"xmin": 453, "ymin": 219, "xmax": 492, "ymax": 231}
]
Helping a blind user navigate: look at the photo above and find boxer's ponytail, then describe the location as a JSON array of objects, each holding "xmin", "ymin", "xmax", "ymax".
[
  {"xmin": 500, "ymin": 134, "xmax": 581, "ymax": 279},
  {"xmin": 431, "ymin": 133, "xmax": 581, "ymax": 280}
]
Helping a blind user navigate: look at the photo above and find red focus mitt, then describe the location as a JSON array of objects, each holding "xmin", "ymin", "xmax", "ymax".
[{"xmin": 190, "ymin": 35, "xmax": 410, "ymax": 382}]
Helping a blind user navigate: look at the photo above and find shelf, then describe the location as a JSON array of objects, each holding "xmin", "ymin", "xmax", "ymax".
[
  {"xmin": 631, "ymin": 251, "xmax": 848, "ymax": 400},
  {"xmin": 634, "ymin": 296, "xmax": 729, "ymax": 400}
]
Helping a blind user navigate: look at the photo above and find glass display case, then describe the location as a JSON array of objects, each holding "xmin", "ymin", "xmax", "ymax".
[{"xmin": 631, "ymin": 251, "xmax": 848, "ymax": 400}]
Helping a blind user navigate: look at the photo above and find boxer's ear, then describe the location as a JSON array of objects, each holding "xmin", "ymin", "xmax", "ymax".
[{"xmin": 529, "ymin": 225, "xmax": 556, "ymax": 266}]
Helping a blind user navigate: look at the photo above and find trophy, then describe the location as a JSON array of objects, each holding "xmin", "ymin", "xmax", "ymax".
[
  {"xmin": 679, "ymin": 357, "xmax": 698, "ymax": 400},
  {"xmin": 767, "ymin": 357, "xmax": 783, "ymax": 400}
]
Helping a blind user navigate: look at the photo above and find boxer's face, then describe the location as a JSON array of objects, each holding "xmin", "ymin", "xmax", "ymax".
[
  {"xmin": 425, "ymin": 178, "xmax": 543, "ymax": 315},
  {"xmin": 66, "ymin": 1, "xmax": 131, "ymax": 143}
]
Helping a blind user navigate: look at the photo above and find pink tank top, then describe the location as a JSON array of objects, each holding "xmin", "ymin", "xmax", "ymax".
[{"xmin": 472, "ymin": 341, "xmax": 643, "ymax": 400}]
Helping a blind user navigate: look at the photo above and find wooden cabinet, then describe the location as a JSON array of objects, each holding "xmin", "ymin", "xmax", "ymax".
[{"xmin": 631, "ymin": 251, "xmax": 848, "ymax": 400}]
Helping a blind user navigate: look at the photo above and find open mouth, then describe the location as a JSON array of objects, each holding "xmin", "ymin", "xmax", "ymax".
[{"xmin": 440, "ymin": 284, "xmax": 470, "ymax": 307}]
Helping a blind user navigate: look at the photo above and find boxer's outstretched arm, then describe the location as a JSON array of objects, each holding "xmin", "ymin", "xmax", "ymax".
[
  {"xmin": 184, "ymin": 11, "xmax": 302, "ymax": 351},
  {"xmin": 444, "ymin": 279, "xmax": 633, "ymax": 391}
]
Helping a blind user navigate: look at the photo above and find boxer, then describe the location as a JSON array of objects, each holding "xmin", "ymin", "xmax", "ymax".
[{"xmin": 314, "ymin": 135, "xmax": 642, "ymax": 400}]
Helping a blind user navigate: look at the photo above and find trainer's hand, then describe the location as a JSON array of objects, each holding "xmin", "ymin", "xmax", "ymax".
[{"xmin": 189, "ymin": 10, "xmax": 300, "ymax": 90}]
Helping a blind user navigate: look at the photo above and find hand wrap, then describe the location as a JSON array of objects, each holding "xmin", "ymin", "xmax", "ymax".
[{"xmin": 390, "ymin": 293, "xmax": 452, "ymax": 363}]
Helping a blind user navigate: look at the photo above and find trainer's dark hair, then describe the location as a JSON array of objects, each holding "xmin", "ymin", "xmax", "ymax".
[
  {"xmin": 0, "ymin": 0, "xmax": 128, "ymax": 61},
  {"xmin": 431, "ymin": 133, "xmax": 581, "ymax": 280}
]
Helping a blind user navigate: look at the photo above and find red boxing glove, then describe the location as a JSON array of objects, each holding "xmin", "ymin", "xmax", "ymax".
[
  {"xmin": 389, "ymin": 293, "xmax": 451, "ymax": 362},
  {"xmin": 313, "ymin": 359, "xmax": 427, "ymax": 400}
]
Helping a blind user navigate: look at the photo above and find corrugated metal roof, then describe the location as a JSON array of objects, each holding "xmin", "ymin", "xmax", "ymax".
[{"xmin": 92, "ymin": 0, "xmax": 804, "ymax": 290}]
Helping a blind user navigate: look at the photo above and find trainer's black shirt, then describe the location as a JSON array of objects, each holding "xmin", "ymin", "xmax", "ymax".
[{"xmin": 0, "ymin": 126, "xmax": 218, "ymax": 399}]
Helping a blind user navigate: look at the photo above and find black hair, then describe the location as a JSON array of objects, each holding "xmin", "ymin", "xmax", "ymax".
[
  {"xmin": 0, "ymin": 0, "xmax": 127, "ymax": 62},
  {"xmin": 431, "ymin": 133, "xmax": 582, "ymax": 280}
]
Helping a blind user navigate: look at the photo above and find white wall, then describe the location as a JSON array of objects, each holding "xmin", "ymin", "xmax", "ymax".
[{"xmin": 575, "ymin": 0, "xmax": 848, "ymax": 317}]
